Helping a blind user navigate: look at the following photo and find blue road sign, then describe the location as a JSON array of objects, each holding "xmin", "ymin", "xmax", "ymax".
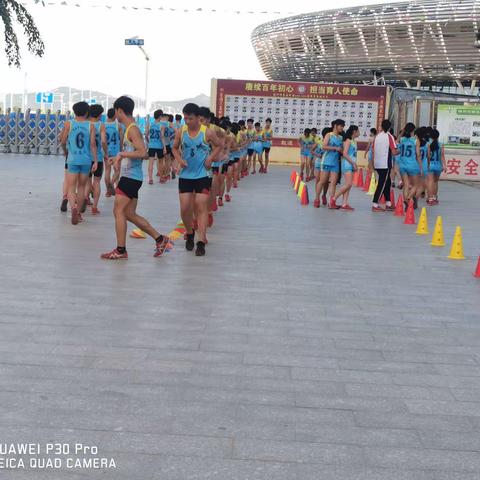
[
  {"xmin": 125, "ymin": 38, "xmax": 144, "ymax": 46},
  {"xmin": 36, "ymin": 92, "xmax": 53, "ymax": 103}
]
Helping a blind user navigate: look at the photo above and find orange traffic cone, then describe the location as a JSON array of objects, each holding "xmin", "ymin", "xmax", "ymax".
[
  {"xmin": 379, "ymin": 194, "xmax": 386, "ymax": 205},
  {"xmin": 474, "ymin": 256, "xmax": 480, "ymax": 278},
  {"xmin": 362, "ymin": 171, "xmax": 371, "ymax": 192},
  {"xmin": 390, "ymin": 188, "xmax": 396, "ymax": 207},
  {"xmin": 290, "ymin": 170, "xmax": 297, "ymax": 185},
  {"xmin": 404, "ymin": 199, "xmax": 416, "ymax": 225},
  {"xmin": 357, "ymin": 169, "xmax": 364, "ymax": 188},
  {"xmin": 394, "ymin": 194, "xmax": 404, "ymax": 216},
  {"xmin": 294, "ymin": 174, "xmax": 300, "ymax": 192},
  {"xmin": 300, "ymin": 184, "xmax": 309, "ymax": 205}
]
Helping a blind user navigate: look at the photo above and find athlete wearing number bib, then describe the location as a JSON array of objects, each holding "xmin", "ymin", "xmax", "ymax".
[
  {"xmin": 67, "ymin": 120, "xmax": 92, "ymax": 175},
  {"xmin": 321, "ymin": 134, "xmax": 342, "ymax": 173},
  {"xmin": 148, "ymin": 121, "xmax": 164, "ymax": 159},
  {"xmin": 399, "ymin": 136, "xmax": 419, "ymax": 176},
  {"xmin": 91, "ymin": 121, "xmax": 105, "ymax": 178},
  {"xmin": 105, "ymin": 122, "xmax": 121, "ymax": 157}
]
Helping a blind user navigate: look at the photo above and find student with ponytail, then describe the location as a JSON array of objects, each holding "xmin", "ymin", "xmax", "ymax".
[{"xmin": 427, "ymin": 129, "xmax": 446, "ymax": 205}]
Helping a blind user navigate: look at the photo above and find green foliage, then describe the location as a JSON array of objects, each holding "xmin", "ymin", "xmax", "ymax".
[{"xmin": 0, "ymin": 0, "xmax": 45, "ymax": 67}]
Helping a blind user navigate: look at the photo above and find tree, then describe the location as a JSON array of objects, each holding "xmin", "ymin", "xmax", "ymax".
[{"xmin": 0, "ymin": 0, "xmax": 45, "ymax": 67}]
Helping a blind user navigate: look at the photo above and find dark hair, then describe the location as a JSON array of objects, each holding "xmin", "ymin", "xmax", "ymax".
[
  {"xmin": 321, "ymin": 127, "xmax": 331, "ymax": 138},
  {"xmin": 107, "ymin": 108, "xmax": 115, "ymax": 119},
  {"xmin": 311, "ymin": 128, "xmax": 317, "ymax": 134},
  {"xmin": 220, "ymin": 119, "xmax": 231, "ymax": 130},
  {"xmin": 175, "ymin": 114, "xmax": 182, "ymax": 121},
  {"xmin": 153, "ymin": 109, "xmax": 163, "ymax": 120},
  {"xmin": 381, "ymin": 119, "xmax": 391, "ymax": 132},
  {"xmin": 333, "ymin": 119, "xmax": 345, "ymax": 127},
  {"xmin": 344, "ymin": 125, "xmax": 359, "ymax": 140},
  {"xmin": 182, "ymin": 103, "xmax": 200, "ymax": 116},
  {"xmin": 168, "ymin": 114, "xmax": 174, "ymax": 122},
  {"xmin": 370, "ymin": 127, "xmax": 377, "ymax": 135},
  {"xmin": 230, "ymin": 123, "xmax": 240, "ymax": 135},
  {"xmin": 72, "ymin": 101, "xmax": 89, "ymax": 117},
  {"xmin": 425, "ymin": 126, "xmax": 433, "ymax": 140},
  {"xmin": 415, "ymin": 126, "xmax": 427, "ymax": 146},
  {"xmin": 430, "ymin": 129, "xmax": 440, "ymax": 153},
  {"xmin": 211, "ymin": 116, "xmax": 220, "ymax": 126},
  {"xmin": 247, "ymin": 118, "xmax": 254, "ymax": 124},
  {"xmin": 265, "ymin": 118, "xmax": 272, "ymax": 123},
  {"xmin": 89, "ymin": 104, "xmax": 104, "ymax": 118},
  {"xmin": 198, "ymin": 106, "xmax": 210, "ymax": 118},
  {"xmin": 254, "ymin": 122, "xmax": 261, "ymax": 128},
  {"xmin": 113, "ymin": 96, "xmax": 135, "ymax": 116},
  {"xmin": 304, "ymin": 128, "xmax": 311, "ymax": 136},
  {"xmin": 402, "ymin": 122, "xmax": 416, "ymax": 138},
  {"xmin": 238, "ymin": 119, "xmax": 245, "ymax": 127}
]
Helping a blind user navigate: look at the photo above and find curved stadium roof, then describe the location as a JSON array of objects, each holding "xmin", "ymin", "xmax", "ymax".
[{"xmin": 251, "ymin": 0, "xmax": 480, "ymax": 85}]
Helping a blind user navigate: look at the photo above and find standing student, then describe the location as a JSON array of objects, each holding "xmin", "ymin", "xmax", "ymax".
[
  {"xmin": 333, "ymin": 125, "xmax": 359, "ymax": 210},
  {"xmin": 314, "ymin": 120, "xmax": 344, "ymax": 209},
  {"xmin": 171, "ymin": 114, "xmax": 183, "ymax": 178},
  {"xmin": 299, "ymin": 128, "xmax": 312, "ymax": 180},
  {"xmin": 59, "ymin": 101, "xmax": 98, "ymax": 225},
  {"xmin": 398, "ymin": 122, "xmax": 422, "ymax": 210},
  {"xmin": 88, "ymin": 104, "xmax": 107, "ymax": 215},
  {"xmin": 370, "ymin": 119, "xmax": 398, "ymax": 212},
  {"xmin": 245, "ymin": 118, "xmax": 255, "ymax": 174},
  {"xmin": 105, "ymin": 108, "xmax": 123, "ymax": 197},
  {"xmin": 173, "ymin": 103, "xmax": 222, "ymax": 256},
  {"xmin": 145, "ymin": 109, "xmax": 166, "ymax": 185},
  {"xmin": 237, "ymin": 120, "xmax": 248, "ymax": 178},
  {"xmin": 426, "ymin": 129, "xmax": 446, "ymax": 205},
  {"xmin": 101, "ymin": 96, "xmax": 169, "ymax": 260},
  {"xmin": 262, "ymin": 117, "xmax": 273, "ymax": 173},
  {"xmin": 251, "ymin": 122, "xmax": 264, "ymax": 174},
  {"xmin": 366, "ymin": 127, "xmax": 376, "ymax": 165},
  {"xmin": 417, "ymin": 126, "xmax": 429, "ymax": 202}
]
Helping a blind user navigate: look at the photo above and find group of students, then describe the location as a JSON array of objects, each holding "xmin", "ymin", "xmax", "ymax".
[
  {"xmin": 59, "ymin": 96, "xmax": 273, "ymax": 259},
  {"xmin": 298, "ymin": 118, "xmax": 446, "ymax": 212}
]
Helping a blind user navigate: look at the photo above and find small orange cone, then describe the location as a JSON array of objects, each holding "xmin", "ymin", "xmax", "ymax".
[
  {"xmin": 294, "ymin": 174, "xmax": 300, "ymax": 192},
  {"xmin": 362, "ymin": 171, "xmax": 371, "ymax": 192},
  {"xmin": 474, "ymin": 256, "xmax": 480, "ymax": 278},
  {"xmin": 357, "ymin": 169, "xmax": 364, "ymax": 188},
  {"xmin": 379, "ymin": 194, "xmax": 386, "ymax": 205},
  {"xmin": 390, "ymin": 188, "xmax": 396, "ymax": 208},
  {"xmin": 300, "ymin": 184, "xmax": 309, "ymax": 205},
  {"xmin": 130, "ymin": 229, "xmax": 147, "ymax": 239},
  {"xmin": 394, "ymin": 195, "xmax": 404, "ymax": 216},
  {"xmin": 404, "ymin": 200, "xmax": 415, "ymax": 225},
  {"xmin": 290, "ymin": 170, "xmax": 297, "ymax": 185},
  {"xmin": 353, "ymin": 170, "xmax": 358, "ymax": 186}
]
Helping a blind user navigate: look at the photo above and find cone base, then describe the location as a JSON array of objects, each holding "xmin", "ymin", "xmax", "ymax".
[
  {"xmin": 448, "ymin": 255, "xmax": 466, "ymax": 260},
  {"xmin": 416, "ymin": 231, "xmax": 429, "ymax": 235},
  {"xmin": 431, "ymin": 242, "xmax": 445, "ymax": 247}
]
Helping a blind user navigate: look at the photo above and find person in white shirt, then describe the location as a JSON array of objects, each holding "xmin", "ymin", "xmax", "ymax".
[{"xmin": 369, "ymin": 119, "xmax": 399, "ymax": 212}]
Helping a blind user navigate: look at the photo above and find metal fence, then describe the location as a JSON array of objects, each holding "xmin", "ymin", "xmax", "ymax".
[{"xmin": 0, "ymin": 109, "xmax": 149, "ymax": 155}]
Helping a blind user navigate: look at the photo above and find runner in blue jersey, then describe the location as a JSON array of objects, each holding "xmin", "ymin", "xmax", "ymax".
[
  {"xmin": 426, "ymin": 129, "xmax": 446, "ymax": 205},
  {"xmin": 417, "ymin": 126, "xmax": 429, "ymax": 202},
  {"xmin": 145, "ymin": 109, "xmax": 166, "ymax": 185},
  {"xmin": 59, "ymin": 101, "xmax": 98, "ymax": 225},
  {"xmin": 171, "ymin": 114, "xmax": 183, "ymax": 179},
  {"xmin": 173, "ymin": 103, "xmax": 222, "ymax": 256},
  {"xmin": 398, "ymin": 122, "xmax": 422, "ymax": 210},
  {"xmin": 261, "ymin": 118, "xmax": 273, "ymax": 173},
  {"xmin": 104, "ymin": 108, "xmax": 123, "ymax": 197},
  {"xmin": 87, "ymin": 104, "xmax": 107, "ymax": 216},
  {"xmin": 314, "ymin": 119, "xmax": 345, "ymax": 209},
  {"xmin": 333, "ymin": 125, "xmax": 359, "ymax": 210},
  {"xmin": 101, "ymin": 96, "xmax": 169, "ymax": 260}
]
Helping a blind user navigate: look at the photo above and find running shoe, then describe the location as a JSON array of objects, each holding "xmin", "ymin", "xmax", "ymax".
[
  {"xmin": 251, "ymin": 170, "xmax": 256, "ymax": 175},
  {"xmin": 340, "ymin": 205, "xmax": 355, "ymax": 211},
  {"xmin": 218, "ymin": 197, "xmax": 224, "ymax": 207},
  {"xmin": 397, "ymin": 182, "xmax": 403, "ymax": 189},
  {"xmin": 385, "ymin": 205, "xmax": 395, "ymax": 211},
  {"xmin": 322, "ymin": 194, "xmax": 327, "ymax": 206},
  {"xmin": 148, "ymin": 179, "xmax": 153, "ymax": 185},
  {"xmin": 328, "ymin": 197, "xmax": 340, "ymax": 209},
  {"xmin": 195, "ymin": 241, "xmax": 206, "ymax": 256},
  {"xmin": 105, "ymin": 190, "xmax": 112, "ymax": 198},
  {"xmin": 92, "ymin": 206, "xmax": 100, "ymax": 215},
  {"xmin": 313, "ymin": 199, "xmax": 320, "ymax": 208},
  {"xmin": 60, "ymin": 197, "xmax": 68, "ymax": 212},
  {"xmin": 225, "ymin": 194, "xmax": 231, "ymax": 202},
  {"xmin": 371, "ymin": 206, "xmax": 385, "ymax": 212},
  {"xmin": 233, "ymin": 181, "xmax": 238, "ymax": 188},
  {"xmin": 153, "ymin": 236, "xmax": 170, "ymax": 257},
  {"xmin": 71, "ymin": 207, "xmax": 80, "ymax": 225},
  {"xmin": 101, "ymin": 248, "xmax": 128, "ymax": 260},
  {"xmin": 185, "ymin": 232, "xmax": 195, "ymax": 251}
]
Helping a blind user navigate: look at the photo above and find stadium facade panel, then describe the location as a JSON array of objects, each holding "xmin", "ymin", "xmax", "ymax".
[{"xmin": 251, "ymin": 0, "xmax": 480, "ymax": 85}]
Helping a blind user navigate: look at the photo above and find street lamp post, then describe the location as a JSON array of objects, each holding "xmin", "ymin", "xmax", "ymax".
[{"xmin": 125, "ymin": 37, "xmax": 150, "ymax": 115}]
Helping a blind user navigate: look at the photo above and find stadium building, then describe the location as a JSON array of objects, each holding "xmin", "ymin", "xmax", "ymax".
[{"xmin": 251, "ymin": 0, "xmax": 480, "ymax": 94}]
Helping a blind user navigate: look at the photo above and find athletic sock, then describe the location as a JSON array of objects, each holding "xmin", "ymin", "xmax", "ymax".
[
  {"xmin": 155, "ymin": 235, "xmax": 164, "ymax": 243},
  {"xmin": 117, "ymin": 246, "xmax": 126, "ymax": 254}
]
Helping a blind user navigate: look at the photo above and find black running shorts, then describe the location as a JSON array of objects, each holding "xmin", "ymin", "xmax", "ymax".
[
  {"xmin": 116, "ymin": 176, "xmax": 143, "ymax": 199},
  {"xmin": 148, "ymin": 148, "xmax": 164, "ymax": 159},
  {"xmin": 178, "ymin": 176, "xmax": 212, "ymax": 194},
  {"xmin": 91, "ymin": 161, "xmax": 104, "ymax": 178}
]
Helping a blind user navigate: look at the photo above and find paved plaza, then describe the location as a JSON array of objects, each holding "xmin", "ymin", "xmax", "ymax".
[{"xmin": 1, "ymin": 153, "xmax": 480, "ymax": 479}]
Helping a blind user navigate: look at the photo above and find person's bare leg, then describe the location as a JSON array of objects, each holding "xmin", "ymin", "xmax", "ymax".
[
  {"xmin": 194, "ymin": 193, "xmax": 209, "ymax": 243},
  {"xmin": 179, "ymin": 193, "xmax": 195, "ymax": 234},
  {"xmin": 92, "ymin": 177, "xmax": 101, "ymax": 209}
]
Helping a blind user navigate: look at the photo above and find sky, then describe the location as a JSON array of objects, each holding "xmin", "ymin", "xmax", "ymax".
[{"xmin": 0, "ymin": 0, "xmax": 398, "ymax": 102}]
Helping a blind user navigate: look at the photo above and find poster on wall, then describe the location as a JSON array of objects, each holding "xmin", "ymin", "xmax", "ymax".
[
  {"xmin": 437, "ymin": 104, "xmax": 480, "ymax": 149},
  {"xmin": 212, "ymin": 79, "xmax": 387, "ymax": 150}
]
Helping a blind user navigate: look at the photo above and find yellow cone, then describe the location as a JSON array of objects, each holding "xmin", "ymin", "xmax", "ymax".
[
  {"xmin": 416, "ymin": 207, "xmax": 429, "ymax": 235},
  {"xmin": 298, "ymin": 182, "xmax": 304, "ymax": 199},
  {"xmin": 130, "ymin": 229, "xmax": 146, "ymax": 239},
  {"xmin": 367, "ymin": 172, "xmax": 377, "ymax": 196},
  {"xmin": 294, "ymin": 174, "xmax": 300, "ymax": 192},
  {"xmin": 448, "ymin": 226, "xmax": 465, "ymax": 260},
  {"xmin": 431, "ymin": 216, "xmax": 445, "ymax": 247}
]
